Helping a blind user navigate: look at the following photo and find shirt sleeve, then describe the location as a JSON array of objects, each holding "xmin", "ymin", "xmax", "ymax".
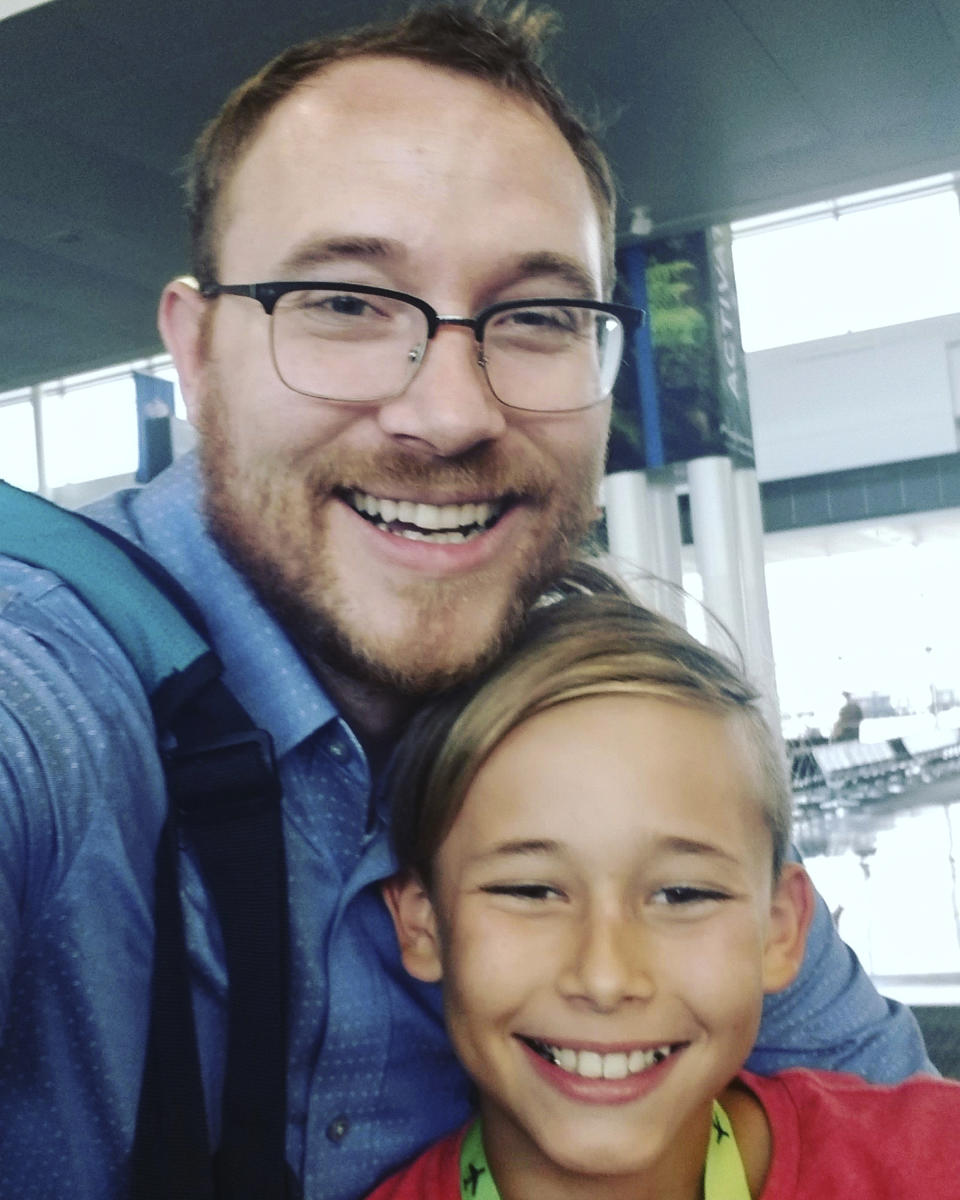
[
  {"xmin": 0, "ymin": 567, "xmax": 159, "ymax": 1029},
  {"xmin": 748, "ymin": 847, "xmax": 934, "ymax": 1082}
]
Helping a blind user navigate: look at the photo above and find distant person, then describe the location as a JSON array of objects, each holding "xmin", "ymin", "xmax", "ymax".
[
  {"xmin": 832, "ymin": 691, "xmax": 864, "ymax": 741},
  {"xmin": 374, "ymin": 593, "xmax": 958, "ymax": 1198}
]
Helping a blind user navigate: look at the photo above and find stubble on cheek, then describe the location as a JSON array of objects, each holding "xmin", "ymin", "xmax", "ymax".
[{"xmin": 194, "ymin": 379, "xmax": 606, "ymax": 695}]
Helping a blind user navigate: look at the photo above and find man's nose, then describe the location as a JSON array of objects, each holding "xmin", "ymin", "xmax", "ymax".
[
  {"xmin": 557, "ymin": 905, "xmax": 655, "ymax": 1011},
  {"xmin": 375, "ymin": 324, "xmax": 509, "ymax": 457}
]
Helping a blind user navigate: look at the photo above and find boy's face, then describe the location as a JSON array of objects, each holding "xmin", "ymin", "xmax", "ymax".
[{"xmin": 386, "ymin": 694, "xmax": 810, "ymax": 1192}]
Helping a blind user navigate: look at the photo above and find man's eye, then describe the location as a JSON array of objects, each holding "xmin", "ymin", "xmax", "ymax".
[
  {"xmin": 652, "ymin": 886, "xmax": 728, "ymax": 907},
  {"xmin": 326, "ymin": 294, "xmax": 376, "ymax": 316},
  {"xmin": 297, "ymin": 293, "xmax": 375, "ymax": 316},
  {"xmin": 501, "ymin": 306, "xmax": 578, "ymax": 333}
]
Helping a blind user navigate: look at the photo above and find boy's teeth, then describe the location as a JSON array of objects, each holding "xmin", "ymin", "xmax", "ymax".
[
  {"xmin": 531, "ymin": 1040, "xmax": 674, "ymax": 1078},
  {"xmin": 349, "ymin": 491, "xmax": 498, "ymax": 540}
]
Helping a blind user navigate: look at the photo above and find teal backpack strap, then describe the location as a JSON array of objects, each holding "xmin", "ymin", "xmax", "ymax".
[
  {"xmin": 0, "ymin": 480, "xmax": 211, "ymax": 700},
  {"xmin": 0, "ymin": 480, "xmax": 292, "ymax": 1199}
]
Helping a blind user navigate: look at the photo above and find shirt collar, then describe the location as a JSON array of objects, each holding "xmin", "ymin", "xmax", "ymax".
[{"xmin": 99, "ymin": 453, "xmax": 340, "ymax": 757}]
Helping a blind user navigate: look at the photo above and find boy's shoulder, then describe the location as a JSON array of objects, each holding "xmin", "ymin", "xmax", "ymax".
[
  {"xmin": 742, "ymin": 1067, "xmax": 960, "ymax": 1197},
  {"xmin": 363, "ymin": 1125, "xmax": 467, "ymax": 1200}
]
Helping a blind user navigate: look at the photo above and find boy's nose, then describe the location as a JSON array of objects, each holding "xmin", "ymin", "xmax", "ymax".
[{"xmin": 557, "ymin": 906, "xmax": 655, "ymax": 1011}]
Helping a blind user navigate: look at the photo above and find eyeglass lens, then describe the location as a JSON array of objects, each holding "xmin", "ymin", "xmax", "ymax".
[{"xmin": 268, "ymin": 289, "xmax": 625, "ymax": 410}]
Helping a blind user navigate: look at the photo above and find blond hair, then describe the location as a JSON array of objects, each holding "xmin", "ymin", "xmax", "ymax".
[{"xmin": 389, "ymin": 582, "xmax": 791, "ymax": 887}]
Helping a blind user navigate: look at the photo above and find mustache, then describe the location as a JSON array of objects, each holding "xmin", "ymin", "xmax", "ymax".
[{"xmin": 302, "ymin": 442, "xmax": 557, "ymax": 503}]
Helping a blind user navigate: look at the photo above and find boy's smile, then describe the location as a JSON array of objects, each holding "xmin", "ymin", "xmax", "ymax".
[{"xmin": 388, "ymin": 693, "xmax": 808, "ymax": 1198}]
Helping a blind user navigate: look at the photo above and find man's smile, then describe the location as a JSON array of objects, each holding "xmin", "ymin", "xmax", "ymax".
[{"xmin": 342, "ymin": 487, "xmax": 509, "ymax": 543}]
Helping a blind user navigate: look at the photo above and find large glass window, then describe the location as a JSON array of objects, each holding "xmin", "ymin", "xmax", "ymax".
[
  {"xmin": 733, "ymin": 175, "xmax": 960, "ymax": 352},
  {"xmin": 0, "ymin": 396, "xmax": 39, "ymax": 492},
  {"xmin": 0, "ymin": 355, "xmax": 183, "ymax": 496},
  {"xmin": 41, "ymin": 375, "xmax": 139, "ymax": 490}
]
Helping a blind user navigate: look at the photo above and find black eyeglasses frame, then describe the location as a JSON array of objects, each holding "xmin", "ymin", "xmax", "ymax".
[{"xmin": 200, "ymin": 280, "xmax": 645, "ymax": 343}]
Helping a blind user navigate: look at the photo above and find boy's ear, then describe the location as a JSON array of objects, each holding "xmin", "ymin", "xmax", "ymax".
[
  {"xmin": 381, "ymin": 873, "xmax": 444, "ymax": 983},
  {"xmin": 157, "ymin": 277, "xmax": 208, "ymax": 426},
  {"xmin": 761, "ymin": 863, "xmax": 816, "ymax": 994}
]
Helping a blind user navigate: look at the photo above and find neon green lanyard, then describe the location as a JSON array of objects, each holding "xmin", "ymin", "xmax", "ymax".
[{"xmin": 458, "ymin": 1100, "xmax": 751, "ymax": 1199}]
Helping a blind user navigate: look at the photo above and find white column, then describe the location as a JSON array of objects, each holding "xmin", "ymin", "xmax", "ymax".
[
  {"xmin": 646, "ymin": 469, "xmax": 685, "ymax": 623},
  {"xmin": 31, "ymin": 385, "xmax": 49, "ymax": 499},
  {"xmin": 604, "ymin": 469, "xmax": 652, "ymax": 573},
  {"xmin": 603, "ymin": 468, "xmax": 684, "ymax": 620},
  {"xmin": 732, "ymin": 464, "xmax": 781, "ymax": 731},
  {"xmin": 686, "ymin": 455, "xmax": 747, "ymax": 658}
]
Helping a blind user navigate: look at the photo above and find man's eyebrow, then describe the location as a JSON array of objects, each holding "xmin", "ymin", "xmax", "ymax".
[
  {"xmin": 510, "ymin": 252, "xmax": 598, "ymax": 298},
  {"xmin": 274, "ymin": 235, "xmax": 404, "ymax": 277}
]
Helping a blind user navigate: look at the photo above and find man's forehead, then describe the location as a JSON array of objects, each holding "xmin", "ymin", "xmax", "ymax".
[
  {"xmin": 270, "ymin": 54, "xmax": 556, "ymax": 131},
  {"xmin": 217, "ymin": 53, "xmax": 605, "ymax": 288},
  {"xmin": 234, "ymin": 54, "xmax": 580, "ymax": 184}
]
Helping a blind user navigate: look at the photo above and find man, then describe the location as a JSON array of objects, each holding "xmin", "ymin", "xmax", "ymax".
[
  {"xmin": 0, "ymin": 6, "xmax": 930, "ymax": 1199},
  {"xmin": 832, "ymin": 691, "xmax": 864, "ymax": 741}
]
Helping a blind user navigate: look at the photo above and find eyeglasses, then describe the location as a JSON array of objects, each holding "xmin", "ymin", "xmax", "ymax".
[{"xmin": 201, "ymin": 281, "xmax": 644, "ymax": 413}]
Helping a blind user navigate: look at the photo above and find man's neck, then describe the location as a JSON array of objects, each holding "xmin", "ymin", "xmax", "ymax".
[{"xmin": 310, "ymin": 657, "xmax": 415, "ymax": 774}]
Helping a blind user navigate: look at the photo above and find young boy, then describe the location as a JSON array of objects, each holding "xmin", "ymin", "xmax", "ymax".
[{"xmin": 372, "ymin": 589, "xmax": 959, "ymax": 1199}]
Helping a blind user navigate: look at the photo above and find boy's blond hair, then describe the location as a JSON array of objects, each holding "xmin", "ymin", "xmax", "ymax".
[{"xmin": 389, "ymin": 575, "xmax": 792, "ymax": 889}]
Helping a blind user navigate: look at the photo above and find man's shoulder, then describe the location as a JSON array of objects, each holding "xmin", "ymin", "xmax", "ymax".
[{"xmin": 0, "ymin": 554, "xmax": 159, "ymax": 787}]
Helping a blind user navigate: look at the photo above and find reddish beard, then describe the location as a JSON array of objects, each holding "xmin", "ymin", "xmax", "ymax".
[{"xmin": 195, "ymin": 379, "xmax": 604, "ymax": 696}]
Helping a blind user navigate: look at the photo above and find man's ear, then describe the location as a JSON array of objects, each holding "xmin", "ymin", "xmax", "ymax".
[
  {"xmin": 157, "ymin": 277, "xmax": 208, "ymax": 426},
  {"xmin": 761, "ymin": 863, "xmax": 815, "ymax": 994},
  {"xmin": 381, "ymin": 873, "xmax": 443, "ymax": 983}
]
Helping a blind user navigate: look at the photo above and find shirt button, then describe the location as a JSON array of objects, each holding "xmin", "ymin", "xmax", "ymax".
[
  {"xmin": 326, "ymin": 1115, "xmax": 350, "ymax": 1143},
  {"xmin": 328, "ymin": 738, "xmax": 349, "ymax": 762}
]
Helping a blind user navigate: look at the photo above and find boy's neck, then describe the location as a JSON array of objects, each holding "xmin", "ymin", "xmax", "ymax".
[
  {"xmin": 716, "ymin": 1079, "xmax": 772, "ymax": 1196},
  {"xmin": 479, "ymin": 1082, "xmax": 772, "ymax": 1200}
]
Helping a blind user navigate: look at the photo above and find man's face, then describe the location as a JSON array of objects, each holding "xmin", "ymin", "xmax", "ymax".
[{"xmin": 173, "ymin": 57, "xmax": 611, "ymax": 697}]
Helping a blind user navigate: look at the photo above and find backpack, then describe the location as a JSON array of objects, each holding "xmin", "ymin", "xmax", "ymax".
[{"xmin": 0, "ymin": 480, "xmax": 293, "ymax": 1199}]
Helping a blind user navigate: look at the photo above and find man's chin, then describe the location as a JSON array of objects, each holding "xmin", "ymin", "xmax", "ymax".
[{"xmin": 287, "ymin": 591, "xmax": 525, "ymax": 699}]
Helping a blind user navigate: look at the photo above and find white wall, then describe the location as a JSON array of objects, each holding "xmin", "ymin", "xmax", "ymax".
[{"xmin": 745, "ymin": 312, "xmax": 960, "ymax": 480}]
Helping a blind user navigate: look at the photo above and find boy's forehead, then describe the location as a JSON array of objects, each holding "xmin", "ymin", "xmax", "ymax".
[{"xmin": 447, "ymin": 695, "xmax": 773, "ymax": 871}]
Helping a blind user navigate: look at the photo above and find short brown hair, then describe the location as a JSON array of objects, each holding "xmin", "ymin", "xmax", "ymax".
[
  {"xmin": 186, "ymin": 2, "xmax": 616, "ymax": 290},
  {"xmin": 389, "ymin": 581, "xmax": 791, "ymax": 888}
]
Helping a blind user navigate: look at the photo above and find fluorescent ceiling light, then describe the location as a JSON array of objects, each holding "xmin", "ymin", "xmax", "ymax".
[{"xmin": 0, "ymin": 0, "xmax": 57, "ymax": 20}]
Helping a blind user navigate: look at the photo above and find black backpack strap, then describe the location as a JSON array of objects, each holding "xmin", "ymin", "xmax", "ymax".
[
  {"xmin": 161, "ymin": 678, "xmax": 290, "ymax": 1200},
  {"xmin": 0, "ymin": 482, "xmax": 291, "ymax": 1198}
]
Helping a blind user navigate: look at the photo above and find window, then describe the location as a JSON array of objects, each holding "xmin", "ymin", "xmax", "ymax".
[
  {"xmin": 732, "ymin": 175, "xmax": 960, "ymax": 352},
  {"xmin": 0, "ymin": 355, "xmax": 184, "ymax": 496},
  {"xmin": 0, "ymin": 396, "xmax": 38, "ymax": 492}
]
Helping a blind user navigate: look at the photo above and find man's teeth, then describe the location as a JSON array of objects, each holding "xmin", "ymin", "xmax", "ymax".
[
  {"xmin": 348, "ymin": 490, "xmax": 500, "ymax": 542},
  {"xmin": 528, "ymin": 1039, "xmax": 675, "ymax": 1079}
]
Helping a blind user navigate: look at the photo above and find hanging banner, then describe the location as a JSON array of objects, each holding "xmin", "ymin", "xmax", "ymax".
[
  {"xmin": 608, "ymin": 228, "xmax": 754, "ymax": 471},
  {"xmin": 133, "ymin": 371, "xmax": 174, "ymax": 483}
]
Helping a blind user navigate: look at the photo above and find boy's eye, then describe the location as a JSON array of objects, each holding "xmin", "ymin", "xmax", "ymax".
[
  {"xmin": 652, "ymin": 885, "xmax": 729, "ymax": 907},
  {"xmin": 481, "ymin": 883, "xmax": 562, "ymax": 902}
]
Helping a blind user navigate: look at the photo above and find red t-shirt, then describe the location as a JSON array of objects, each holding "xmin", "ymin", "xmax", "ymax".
[{"xmin": 363, "ymin": 1068, "xmax": 960, "ymax": 1198}]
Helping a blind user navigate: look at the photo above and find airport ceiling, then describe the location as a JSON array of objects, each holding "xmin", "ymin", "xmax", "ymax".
[{"xmin": 4, "ymin": 0, "xmax": 960, "ymax": 393}]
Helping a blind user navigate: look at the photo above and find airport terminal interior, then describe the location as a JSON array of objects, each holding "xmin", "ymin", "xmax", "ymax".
[{"xmin": 3, "ymin": 0, "xmax": 960, "ymax": 1073}]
